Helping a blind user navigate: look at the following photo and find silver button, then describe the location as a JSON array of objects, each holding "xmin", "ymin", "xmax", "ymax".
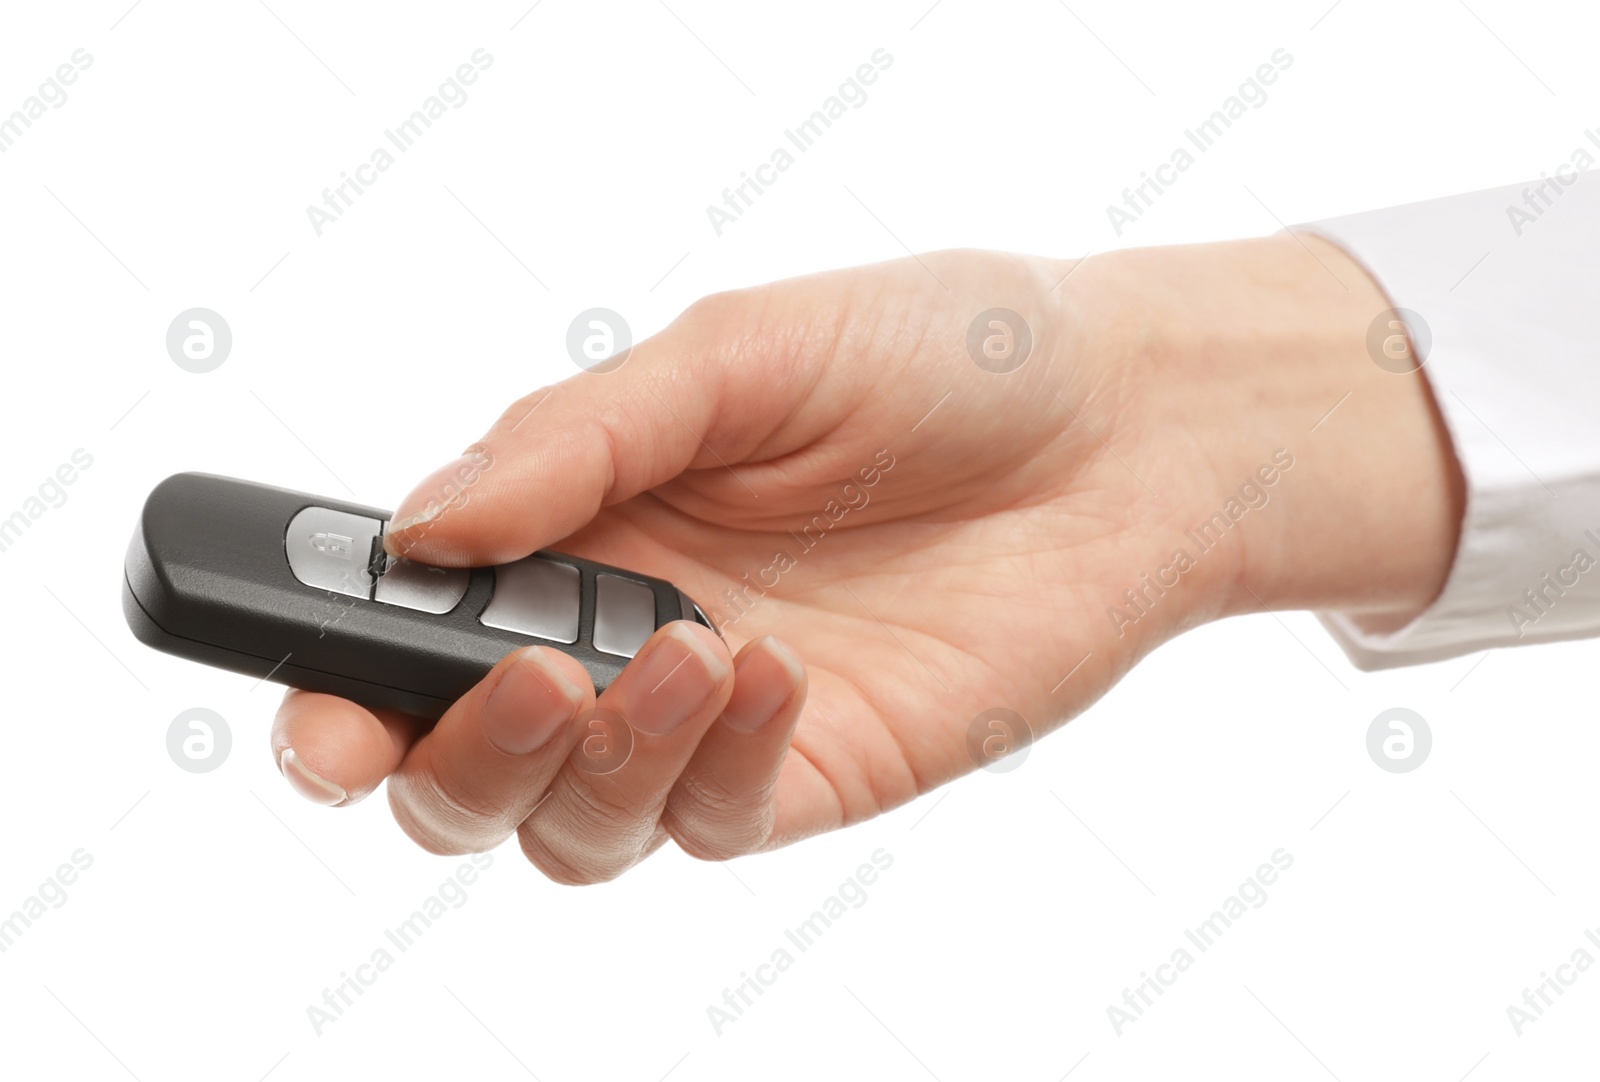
[
  {"xmin": 594, "ymin": 574, "xmax": 656, "ymax": 658},
  {"xmin": 285, "ymin": 506, "xmax": 382, "ymax": 599},
  {"xmin": 374, "ymin": 554, "xmax": 469, "ymax": 614},
  {"xmin": 480, "ymin": 556, "xmax": 580, "ymax": 643}
]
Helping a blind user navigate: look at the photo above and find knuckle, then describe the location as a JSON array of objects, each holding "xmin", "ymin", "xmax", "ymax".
[
  {"xmin": 676, "ymin": 770, "xmax": 746, "ymax": 821},
  {"xmin": 427, "ymin": 767, "xmax": 509, "ymax": 827},
  {"xmin": 516, "ymin": 822, "xmax": 628, "ymax": 886},
  {"xmin": 387, "ymin": 782, "xmax": 472, "ymax": 856},
  {"xmin": 675, "ymin": 289, "xmax": 772, "ymax": 365},
  {"xmin": 387, "ymin": 770, "xmax": 508, "ymax": 854},
  {"xmin": 513, "ymin": 772, "xmax": 659, "ymax": 885},
  {"xmin": 562, "ymin": 773, "xmax": 649, "ymax": 830},
  {"xmin": 667, "ymin": 775, "xmax": 774, "ymax": 862},
  {"xmin": 680, "ymin": 287, "xmax": 748, "ymax": 330},
  {"xmin": 672, "ymin": 814, "xmax": 773, "ymax": 863}
]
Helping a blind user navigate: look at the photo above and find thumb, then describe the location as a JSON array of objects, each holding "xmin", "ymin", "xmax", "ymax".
[{"xmin": 382, "ymin": 300, "xmax": 781, "ymax": 566}]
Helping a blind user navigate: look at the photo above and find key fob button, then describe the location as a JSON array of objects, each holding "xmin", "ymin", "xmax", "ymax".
[
  {"xmin": 594, "ymin": 574, "xmax": 656, "ymax": 658},
  {"xmin": 479, "ymin": 556, "xmax": 580, "ymax": 643},
  {"xmin": 373, "ymin": 555, "xmax": 469, "ymax": 614},
  {"xmin": 285, "ymin": 506, "xmax": 383, "ymax": 599},
  {"xmin": 676, "ymin": 587, "xmax": 714, "ymax": 630}
]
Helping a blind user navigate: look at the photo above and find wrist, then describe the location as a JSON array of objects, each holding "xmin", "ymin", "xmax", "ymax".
[{"xmin": 1093, "ymin": 234, "xmax": 1465, "ymax": 628}]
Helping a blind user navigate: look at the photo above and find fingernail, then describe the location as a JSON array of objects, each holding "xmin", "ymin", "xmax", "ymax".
[
  {"xmin": 279, "ymin": 748, "xmax": 348, "ymax": 806},
  {"xmin": 387, "ymin": 505, "xmax": 443, "ymax": 536},
  {"xmin": 724, "ymin": 637, "xmax": 804, "ymax": 732},
  {"xmin": 482, "ymin": 648, "xmax": 586, "ymax": 755},
  {"xmin": 623, "ymin": 624, "xmax": 730, "ymax": 736},
  {"xmin": 385, "ymin": 447, "xmax": 493, "ymax": 550}
]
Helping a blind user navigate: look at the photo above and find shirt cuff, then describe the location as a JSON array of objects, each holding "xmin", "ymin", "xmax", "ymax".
[{"xmin": 1301, "ymin": 170, "xmax": 1600, "ymax": 669}]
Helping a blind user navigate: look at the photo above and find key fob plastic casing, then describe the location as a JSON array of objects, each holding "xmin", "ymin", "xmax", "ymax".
[{"xmin": 123, "ymin": 473, "xmax": 717, "ymax": 720}]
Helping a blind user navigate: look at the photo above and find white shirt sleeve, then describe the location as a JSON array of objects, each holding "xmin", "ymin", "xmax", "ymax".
[{"xmin": 1301, "ymin": 169, "xmax": 1600, "ymax": 669}]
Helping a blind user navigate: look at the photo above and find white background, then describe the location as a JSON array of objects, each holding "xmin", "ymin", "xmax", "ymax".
[{"xmin": 1, "ymin": 0, "xmax": 1595, "ymax": 1078}]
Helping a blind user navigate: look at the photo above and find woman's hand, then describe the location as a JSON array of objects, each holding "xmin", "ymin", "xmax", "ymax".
[{"xmin": 271, "ymin": 236, "xmax": 1464, "ymax": 883}]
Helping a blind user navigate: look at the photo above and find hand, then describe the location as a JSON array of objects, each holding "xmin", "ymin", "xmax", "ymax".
[{"xmin": 272, "ymin": 237, "xmax": 1464, "ymax": 883}]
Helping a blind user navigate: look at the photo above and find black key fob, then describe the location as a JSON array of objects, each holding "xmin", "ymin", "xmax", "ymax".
[{"xmin": 122, "ymin": 473, "xmax": 717, "ymax": 720}]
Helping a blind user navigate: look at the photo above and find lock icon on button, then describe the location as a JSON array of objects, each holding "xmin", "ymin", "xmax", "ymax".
[{"xmin": 309, "ymin": 531, "xmax": 354, "ymax": 559}]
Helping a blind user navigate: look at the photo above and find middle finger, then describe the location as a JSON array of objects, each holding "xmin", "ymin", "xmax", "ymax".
[{"xmin": 517, "ymin": 621, "xmax": 734, "ymax": 884}]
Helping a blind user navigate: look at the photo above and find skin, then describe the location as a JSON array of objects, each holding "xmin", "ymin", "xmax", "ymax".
[{"xmin": 272, "ymin": 234, "xmax": 1464, "ymax": 884}]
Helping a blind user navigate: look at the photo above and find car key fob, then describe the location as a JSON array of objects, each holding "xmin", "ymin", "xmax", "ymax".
[{"xmin": 122, "ymin": 473, "xmax": 718, "ymax": 720}]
